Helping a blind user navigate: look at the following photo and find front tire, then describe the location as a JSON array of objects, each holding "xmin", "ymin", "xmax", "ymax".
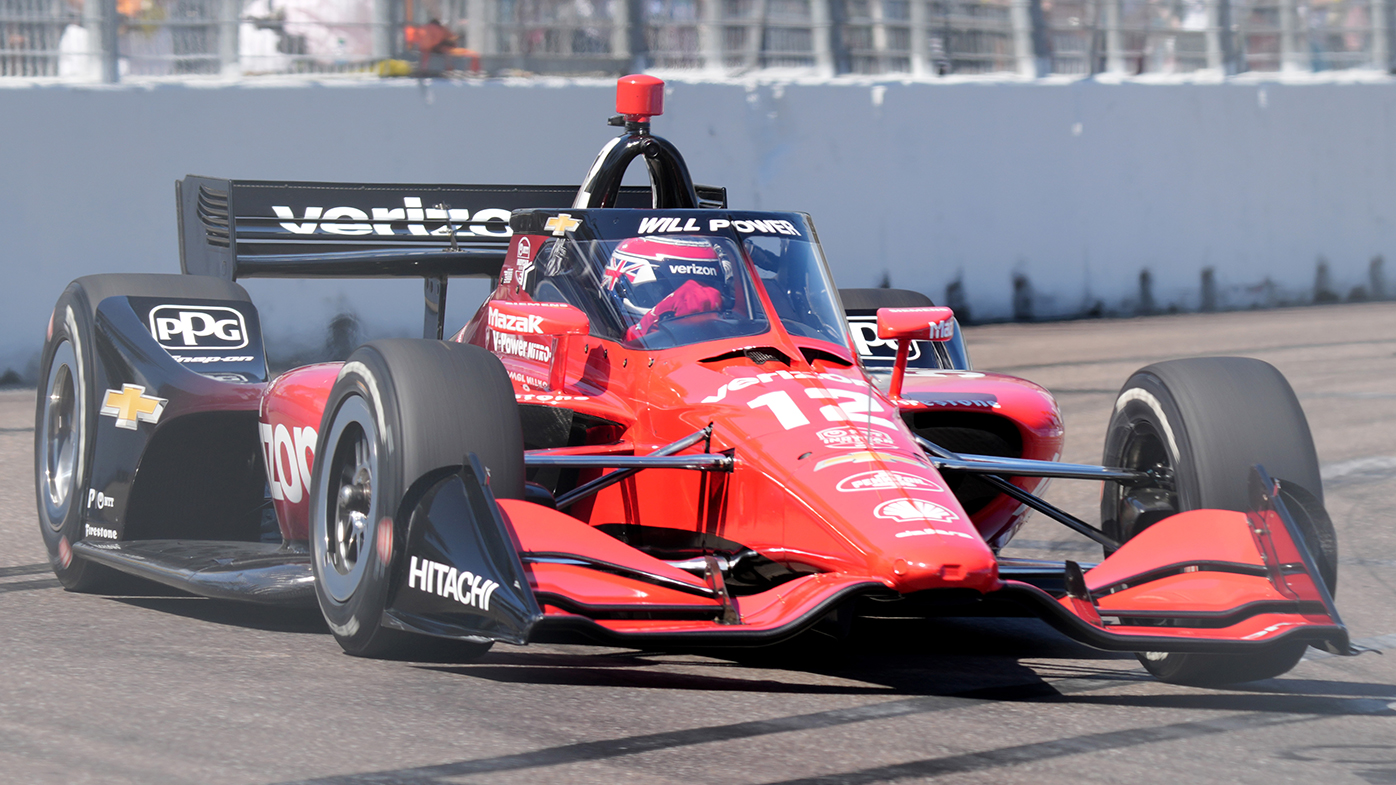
[
  {"xmin": 309, "ymin": 339, "xmax": 524, "ymax": 659},
  {"xmin": 1101, "ymin": 357, "xmax": 1337, "ymax": 686}
]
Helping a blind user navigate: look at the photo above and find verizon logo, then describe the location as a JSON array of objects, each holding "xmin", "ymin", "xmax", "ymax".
[{"xmin": 270, "ymin": 197, "xmax": 512, "ymax": 238}]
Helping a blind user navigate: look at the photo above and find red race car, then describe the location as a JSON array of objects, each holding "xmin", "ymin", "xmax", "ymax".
[{"xmin": 35, "ymin": 75, "xmax": 1350, "ymax": 686}]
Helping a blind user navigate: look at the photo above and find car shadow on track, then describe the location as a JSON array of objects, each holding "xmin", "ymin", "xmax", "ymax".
[
  {"xmin": 111, "ymin": 595, "xmax": 331, "ymax": 635},
  {"xmin": 419, "ymin": 616, "xmax": 1140, "ymax": 697}
]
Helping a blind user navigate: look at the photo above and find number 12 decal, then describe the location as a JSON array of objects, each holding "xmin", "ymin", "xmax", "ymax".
[{"xmin": 748, "ymin": 387, "xmax": 900, "ymax": 431}]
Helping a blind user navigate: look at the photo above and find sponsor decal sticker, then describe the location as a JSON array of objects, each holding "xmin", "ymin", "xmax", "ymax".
[
  {"xmin": 817, "ymin": 427, "xmax": 895, "ymax": 450},
  {"xmin": 516, "ymin": 236, "xmax": 532, "ymax": 261},
  {"xmin": 604, "ymin": 252, "xmax": 657, "ymax": 290},
  {"xmin": 545, "ymin": 213, "xmax": 581, "ymax": 236},
  {"xmin": 516, "ymin": 392, "xmax": 590, "ymax": 402},
  {"xmin": 84, "ymin": 523, "xmax": 117, "ymax": 540},
  {"xmin": 271, "ymin": 198, "xmax": 511, "ymax": 238},
  {"xmin": 507, "ymin": 370, "xmax": 551, "ymax": 389},
  {"xmin": 408, "ymin": 555, "xmax": 499, "ymax": 611},
  {"xmin": 875, "ymin": 498, "xmax": 960, "ymax": 523},
  {"xmin": 488, "ymin": 307, "xmax": 544, "ymax": 335},
  {"xmin": 902, "ymin": 394, "xmax": 1001, "ymax": 410},
  {"xmin": 815, "ymin": 451, "xmax": 925, "ymax": 472},
  {"xmin": 148, "ymin": 305, "xmax": 248, "ymax": 350},
  {"xmin": 100, "ymin": 385, "xmax": 167, "ymax": 430},
  {"xmin": 170, "ymin": 355, "xmax": 255, "ymax": 364},
  {"xmin": 86, "ymin": 489, "xmax": 114, "ymax": 510},
  {"xmin": 491, "ymin": 331, "xmax": 553, "ymax": 363},
  {"xmin": 836, "ymin": 470, "xmax": 943, "ymax": 493},
  {"xmin": 259, "ymin": 422, "xmax": 317, "ymax": 504},
  {"xmin": 895, "ymin": 527, "xmax": 976, "ymax": 540}
]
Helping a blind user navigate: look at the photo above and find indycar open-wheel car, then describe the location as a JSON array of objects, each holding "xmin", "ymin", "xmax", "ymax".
[{"xmin": 35, "ymin": 74, "xmax": 1354, "ymax": 685}]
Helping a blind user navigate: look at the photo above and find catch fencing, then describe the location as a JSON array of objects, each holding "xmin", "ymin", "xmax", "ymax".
[{"xmin": 0, "ymin": 0, "xmax": 1390, "ymax": 80}]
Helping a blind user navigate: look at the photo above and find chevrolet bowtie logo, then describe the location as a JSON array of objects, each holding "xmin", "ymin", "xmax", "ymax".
[
  {"xmin": 545, "ymin": 213, "xmax": 581, "ymax": 237},
  {"xmin": 100, "ymin": 384, "xmax": 167, "ymax": 430}
]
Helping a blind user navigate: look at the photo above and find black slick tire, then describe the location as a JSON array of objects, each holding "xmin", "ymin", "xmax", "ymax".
[
  {"xmin": 309, "ymin": 339, "xmax": 524, "ymax": 659},
  {"xmin": 1101, "ymin": 356, "xmax": 1338, "ymax": 686}
]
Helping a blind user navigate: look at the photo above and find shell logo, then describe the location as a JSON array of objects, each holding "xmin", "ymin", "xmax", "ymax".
[{"xmin": 874, "ymin": 498, "xmax": 959, "ymax": 523}]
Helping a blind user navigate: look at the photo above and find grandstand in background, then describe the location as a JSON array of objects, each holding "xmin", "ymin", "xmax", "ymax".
[{"xmin": 0, "ymin": 0, "xmax": 1391, "ymax": 80}]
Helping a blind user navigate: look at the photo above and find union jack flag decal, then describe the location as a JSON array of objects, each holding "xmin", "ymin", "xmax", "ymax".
[{"xmin": 603, "ymin": 252, "xmax": 657, "ymax": 290}]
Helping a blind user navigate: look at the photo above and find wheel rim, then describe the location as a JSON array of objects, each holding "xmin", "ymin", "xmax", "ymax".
[
  {"xmin": 1112, "ymin": 420, "xmax": 1178, "ymax": 540},
  {"xmin": 41, "ymin": 340, "xmax": 81, "ymax": 527},
  {"xmin": 316, "ymin": 395, "xmax": 379, "ymax": 604}
]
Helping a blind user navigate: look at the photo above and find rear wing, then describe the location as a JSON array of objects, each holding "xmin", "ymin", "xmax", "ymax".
[
  {"xmin": 176, "ymin": 176, "xmax": 728, "ymax": 281},
  {"xmin": 176, "ymin": 176, "xmax": 727, "ymax": 337}
]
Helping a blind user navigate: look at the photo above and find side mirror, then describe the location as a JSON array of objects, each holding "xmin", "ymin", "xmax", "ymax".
[
  {"xmin": 486, "ymin": 301, "xmax": 590, "ymax": 392},
  {"xmin": 876, "ymin": 306, "xmax": 955, "ymax": 398}
]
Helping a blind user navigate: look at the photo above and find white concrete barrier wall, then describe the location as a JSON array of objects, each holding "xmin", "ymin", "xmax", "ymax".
[{"xmin": 3, "ymin": 77, "xmax": 1394, "ymax": 379}]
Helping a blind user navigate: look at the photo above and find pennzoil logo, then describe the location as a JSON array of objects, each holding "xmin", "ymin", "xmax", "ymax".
[{"xmin": 100, "ymin": 385, "xmax": 167, "ymax": 430}]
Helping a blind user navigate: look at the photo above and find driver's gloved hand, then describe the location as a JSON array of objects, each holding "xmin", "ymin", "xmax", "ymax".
[{"xmin": 626, "ymin": 279, "xmax": 723, "ymax": 341}]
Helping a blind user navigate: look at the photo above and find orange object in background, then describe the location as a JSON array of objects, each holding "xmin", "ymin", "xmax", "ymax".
[{"xmin": 404, "ymin": 20, "xmax": 480, "ymax": 74}]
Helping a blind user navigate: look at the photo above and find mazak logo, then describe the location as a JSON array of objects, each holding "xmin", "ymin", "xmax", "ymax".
[
  {"xmin": 836, "ymin": 470, "xmax": 943, "ymax": 493},
  {"xmin": 488, "ymin": 307, "xmax": 544, "ymax": 335},
  {"xmin": 874, "ymin": 498, "xmax": 960, "ymax": 523},
  {"xmin": 408, "ymin": 556, "xmax": 499, "ymax": 611},
  {"xmin": 817, "ymin": 427, "xmax": 895, "ymax": 450},
  {"xmin": 149, "ymin": 305, "xmax": 248, "ymax": 350}
]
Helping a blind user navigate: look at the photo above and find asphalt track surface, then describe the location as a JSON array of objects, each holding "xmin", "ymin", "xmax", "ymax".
[{"xmin": 3, "ymin": 302, "xmax": 1396, "ymax": 785}]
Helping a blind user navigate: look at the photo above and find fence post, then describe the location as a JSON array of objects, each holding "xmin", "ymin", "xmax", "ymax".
[
  {"xmin": 1103, "ymin": 0, "xmax": 1125, "ymax": 73},
  {"xmin": 1010, "ymin": 0, "xmax": 1040, "ymax": 76},
  {"xmin": 466, "ymin": 0, "xmax": 492, "ymax": 56},
  {"xmin": 1279, "ymin": 0, "xmax": 1308, "ymax": 71},
  {"xmin": 371, "ymin": 0, "xmax": 393, "ymax": 60},
  {"xmin": 84, "ymin": 0, "xmax": 117, "ymax": 82},
  {"xmin": 909, "ymin": 0, "xmax": 927, "ymax": 74},
  {"xmin": 820, "ymin": 0, "xmax": 847, "ymax": 74},
  {"xmin": 627, "ymin": 0, "xmax": 649, "ymax": 71},
  {"xmin": 612, "ymin": 0, "xmax": 632, "ymax": 66},
  {"xmin": 1372, "ymin": 0, "xmax": 1390, "ymax": 71},
  {"xmin": 700, "ymin": 0, "xmax": 723, "ymax": 70},
  {"xmin": 745, "ymin": 0, "xmax": 768, "ymax": 68},
  {"xmin": 1204, "ymin": 0, "xmax": 1225, "ymax": 71},
  {"xmin": 219, "ymin": 0, "xmax": 240, "ymax": 76}
]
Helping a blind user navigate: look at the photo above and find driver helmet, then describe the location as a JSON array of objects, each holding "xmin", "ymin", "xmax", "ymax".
[{"xmin": 603, "ymin": 235, "xmax": 734, "ymax": 317}]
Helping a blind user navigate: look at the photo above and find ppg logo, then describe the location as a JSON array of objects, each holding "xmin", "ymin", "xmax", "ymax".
[{"xmin": 148, "ymin": 305, "xmax": 248, "ymax": 350}]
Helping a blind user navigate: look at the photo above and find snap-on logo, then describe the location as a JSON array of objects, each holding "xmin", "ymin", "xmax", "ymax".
[
  {"xmin": 148, "ymin": 305, "xmax": 248, "ymax": 350},
  {"xmin": 488, "ymin": 307, "xmax": 544, "ymax": 335}
]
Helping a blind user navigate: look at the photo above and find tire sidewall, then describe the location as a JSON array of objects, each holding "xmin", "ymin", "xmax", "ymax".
[
  {"xmin": 34, "ymin": 290, "xmax": 103, "ymax": 588},
  {"xmin": 309, "ymin": 352, "xmax": 403, "ymax": 655}
]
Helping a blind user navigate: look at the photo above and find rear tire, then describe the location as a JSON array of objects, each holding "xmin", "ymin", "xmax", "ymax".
[
  {"xmin": 309, "ymin": 339, "xmax": 523, "ymax": 659},
  {"xmin": 1101, "ymin": 357, "xmax": 1337, "ymax": 686}
]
